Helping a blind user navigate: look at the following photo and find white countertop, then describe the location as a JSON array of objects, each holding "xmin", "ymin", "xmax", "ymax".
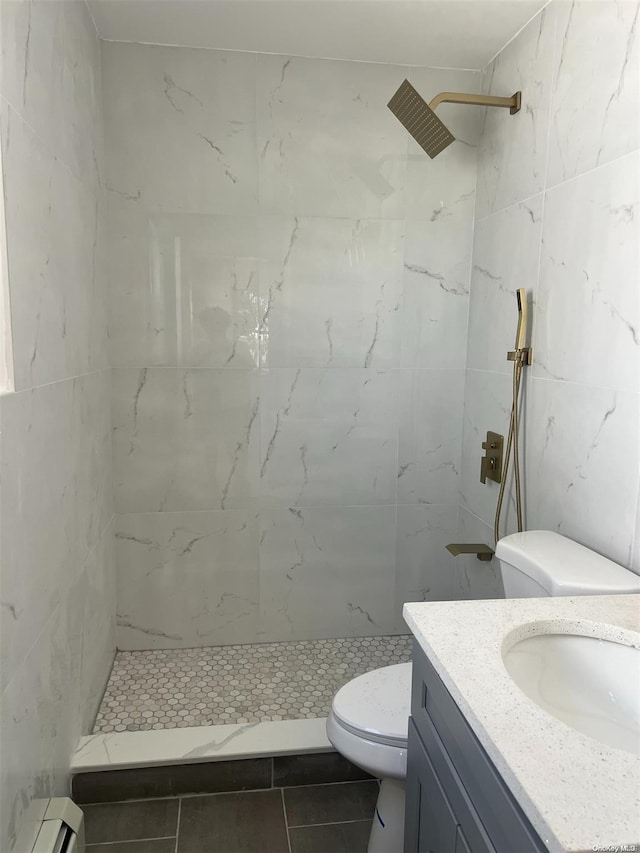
[{"xmin": 403, "ymin": 594, "xmax": 640, "ymax": 853}]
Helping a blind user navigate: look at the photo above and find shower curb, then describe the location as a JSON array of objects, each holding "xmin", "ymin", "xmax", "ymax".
[{"xmin": 72, "ymin": 718, "xmax": 332, "ymax": 774}]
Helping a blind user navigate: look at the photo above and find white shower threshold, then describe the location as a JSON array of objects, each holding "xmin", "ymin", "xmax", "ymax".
[{"xmin": 72, "ymin": 717, "xmax": 333, "ymax": 772}]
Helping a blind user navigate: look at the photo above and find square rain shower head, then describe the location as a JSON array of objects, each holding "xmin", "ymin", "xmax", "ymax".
[{"xmin": 388, "ymin": 79, "xmax": 455, "ymax": 159}]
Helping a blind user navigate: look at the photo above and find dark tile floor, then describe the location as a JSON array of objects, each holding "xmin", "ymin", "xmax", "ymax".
[{"xmin": 79, "ymin": 754, "xmax": 378, "ymax": 853}]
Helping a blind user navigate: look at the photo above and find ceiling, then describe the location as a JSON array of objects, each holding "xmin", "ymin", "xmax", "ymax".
[{"xmin": 88, "ymin": 0, "xmax": 548, "ymax": 70}]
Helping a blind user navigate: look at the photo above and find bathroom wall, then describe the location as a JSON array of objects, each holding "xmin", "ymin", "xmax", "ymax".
[
  {"xmin": 458, "ymin": 0, "xmax": 640, "ymax": 593},
  {"xmin": 0, "ymin": 2, "xmax": 115, "ymax": 849},
  {"xmin": 103, "ymin": 42, "xmax": 483, "ymax": 648}
]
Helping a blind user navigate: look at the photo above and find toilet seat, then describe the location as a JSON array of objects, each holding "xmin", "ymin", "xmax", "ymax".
[
  {"xmin": 327, "ymin": 662, "xmax": 412, "ymax": 782},
  {"xmin": 331, "ymin": 662, "xmax": 412, "ymax": 747}
]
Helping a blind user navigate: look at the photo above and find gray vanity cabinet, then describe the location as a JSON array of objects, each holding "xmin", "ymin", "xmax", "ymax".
[{"xmin": 404, "ymin": 642, "xmax": 548, "ymax": 853}]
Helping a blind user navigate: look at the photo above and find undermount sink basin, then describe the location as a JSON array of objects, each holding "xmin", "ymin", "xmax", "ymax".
[{"xmin": 503, "ymin": 632, "xmax": 640, "ymax": 755}]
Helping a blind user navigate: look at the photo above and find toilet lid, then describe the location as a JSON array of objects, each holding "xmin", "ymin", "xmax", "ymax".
[{"xmin": 331, "ymin": 662, "xmax": 412, "ymax": 747}]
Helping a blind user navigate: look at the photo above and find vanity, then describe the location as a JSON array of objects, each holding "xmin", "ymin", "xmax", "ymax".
[{"xmin": 403, "ymin": 595, "xmax": 640, "ymax": 853}]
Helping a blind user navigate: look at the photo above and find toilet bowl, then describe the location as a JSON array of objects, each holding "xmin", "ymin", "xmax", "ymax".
[{"xmin": 326, "ymin": 662, "xmax": 411, "ymax": 853}]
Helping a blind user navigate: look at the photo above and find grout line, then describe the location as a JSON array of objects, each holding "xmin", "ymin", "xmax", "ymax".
[
  {"xmin": 280, "ymin": 789, "xmax": 292, "ymax": 853},
  {"xmin": 174, "ymin": 798, "xmax": 182, "ymax": 853},
  {"xmin": 270, "ymin": 756, "xmax": 275, "ymax": 789},
  {"xmin": 287, "ymin": 817, "xmax": 375, "ymax": 830}
]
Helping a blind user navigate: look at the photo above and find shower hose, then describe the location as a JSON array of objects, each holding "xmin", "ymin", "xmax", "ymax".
[{"xmin": 493, "ymin": 349, "xmax": 527, "ymax": 545}]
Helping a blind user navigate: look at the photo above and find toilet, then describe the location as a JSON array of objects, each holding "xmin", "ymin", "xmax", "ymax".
[{"xmin": 327, "ymin": 531, "xmax": 640, "ymax": 853}]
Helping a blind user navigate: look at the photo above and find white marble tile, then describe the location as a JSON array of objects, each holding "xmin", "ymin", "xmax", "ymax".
[
  {"xmin": 102, "ymin": 42, "xmax": 257, "ymax": 215},
  {"xmin": 547, "ymin": 0, "xmax": 640, "ymax": 187},
  {"xmin": 108, "ymin": 204, "xmax": 260, "ymax": 368},
  {"xmin": 112, "ymin": 368, "xmax": 259, "ymax": 513},
  {"xmin": 0, "ymin": 0, "xmax": 61, "ymax": 140},
  {"xmin": 459, "ymin": 369, "xmax": 519, "ymax": 529},
  {"xmin": 526, "ymin": 378, "xmax": 640, "ymax": 569},
  {"xmin": 258, "ymin": 368, "xmax": 398, "ymax": 507},
  {"xmin": 467, "ymin": 196, "xmax": 543, "ymax": 374},
  {"xmin": 1, "ymin": 104, "xmax": 107, "ymax": 389},
  {"xmin": 259, "ymin": 506, "xmax": 397, "ymax": 640},
  {"xmin": 256, "ymin": 55, "xmax": 408, "ymax": 219},
  {"xmin": 259, "ymin": 216, "xmax": 403, "ymax": 368},
  {"xmin": 397, "ymin": 369, "xmax": 464, "ymax": 505},
  {"xmin": 1, "ymin": 0, "xmax": 104, "ymax": 188},
  {"xmin": 72, "ymin": 718, "xmax": 333, "ymax": 772},
  {"xmin": 476, "ymin": 5, "xmax": 555, "ymax": 218},
  {"xmin": 1, "ymin": 371, "xmax": 112, "ymax": 693},
  {"xmin": 394, "ymin": 505, "xmax": 459, "ymax": 630},
  {"xmin": 453, "ymin": 508, "xmax": 503, "ymax": 600},
  {"xmin": 80, "ymin": 520, "xmax": 117, "ymax": 732},
  {"xmin": 406, "ymin": 66, "xmax": 482, "ymax": 221},
  {"xmin": 534, "ymin": 151, "xmax": 640, "ymax": 393},
  {"xmin": 0, "ymin": 583, "xmax": 84, "ymax": 852},
  {"xmin": 115, "ymin": 510, "xmax": 260, "ymax": 649},
  {"xmin": 401, "ymin": 216, "xmax": 472, "ymax": 370}
]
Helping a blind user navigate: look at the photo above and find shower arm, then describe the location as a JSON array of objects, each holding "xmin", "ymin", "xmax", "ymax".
[{"xmin": 428, "ymin": 91, "xmax": 521, "ymax": 115}]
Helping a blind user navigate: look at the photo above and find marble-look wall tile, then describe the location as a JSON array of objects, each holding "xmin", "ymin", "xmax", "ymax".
[
  {"xmin": 1, "ymin": 104, "xmax": 107, "ymax": 389},
  {"xmin": 467, "ymin": 196, "xmax": 543, "ymax": 375},
  {"xmin": 104, "ymin": 44, "xmax": 476, "ymax": 652},
  {"xmin": 1, "ymin": 2, "xmax": 112, "ymax": 850},
  {"xmin": 398, "ymin": 370, "xmax": 464, "ymax": 506},
  {"xmin": 80, "ymin": 519, "xmax": 117, "ymax": 731},
  {"xmin": 1, "ymin": 371, "xmax": 112, "ymax": 693},
  {"xmin": 259, "ymin": 217, "xmax": 403, "ymax": 368},
  {"xmin": 547, "ymin": 0, "xmax": 640, "ymax": 187},
  {"xmin": 463, "ymin": 0, "xmax": 640, "ymax": 579},
  {"xmin": 401, "ymin": 216, "xmax": 473, "ymax": 371},
  {"xmin": 108, "ymin": 204, "xmax": 260, "ymax": 368},
  {"xmin": 112, "ymin": 368, "xmax": 259, "ymax": 513},
  {"xmin": 394, "ymin": 505, "xmax": 459, "ymax": 629},
  {"xmin": 476, "ymin": 5, "xmax": 556, "ymax": 217},
  {"xmin": 258, "ymin": 368, "xmax": 398, "ymax": 507},
  {"xmin": 256, "ymin": 55, "xmax": 407, "ymax": 219},
  {"xmin": 525, "ymin": 379, "xmax": 639, "ymax": 569},
  {"xmin": 453, "ymin": 509, "xmax": 503, "ymax": 600},
  {"xmin": 115, "ymin": 511, "xmax": 260, "ymax": 649},
  {"xmin": 0, "ymin": 0, "xmax": 103, "ymax": 188},
  {"xmin": 534, "ymin": 151, "xmax": 640, "ymax": 393},
  {"xmin": 0, "ymin": 510, "xmax": 115, "ymax": 851},
  {"xmin": 102, "ymin": 42, "xmax": 257, "ymax": 215},
  {"xmin": 259, "ymin": 506, "xmax": 396, "ymax": 640}
]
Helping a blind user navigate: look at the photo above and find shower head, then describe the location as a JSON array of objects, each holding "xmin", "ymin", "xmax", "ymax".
[
  {"xmin": 387, "ymin": 79, "xmax": 455, "ymax": 159},
  {"xmin": 388, "ymin": 79, "xmax": 521, "ymax": 159}
]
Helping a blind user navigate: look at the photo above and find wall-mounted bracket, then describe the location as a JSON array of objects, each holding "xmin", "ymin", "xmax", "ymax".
[{"xmin": 446, "ymin": 543, "xmax": 495, "ymax": 562}]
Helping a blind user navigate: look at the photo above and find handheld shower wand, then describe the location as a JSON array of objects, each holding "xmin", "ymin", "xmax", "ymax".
[{"xmin": 494, "ymin": 289, "xmax": 531, "ymax": 544}]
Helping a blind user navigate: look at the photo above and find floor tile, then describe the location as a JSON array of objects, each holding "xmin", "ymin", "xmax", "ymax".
[
  {"xmin": 283, "ymin": 781, "xmax": 379, "ymax": 827},
  {"xmin": 274, "ymin": 753, "xmax": 372, "ymax": 788},
  {"xmin": 289, "ymin": 820, "xmax": 372, "ymax": 853},
  {"xmin": 177, "ymin": 790, "xmax": 288, "ymax": 853},
  {"xmin": 83, "ymin": 799, "xmax": 179, "ymax": 844},
  {"xmin": 94, "ymin": 635, "xmax": 412, "ymax": 732},
  {"xmin": 87, "ymin": 841, "xmax": 176, "ymax": 853},
  {"xmin": 73, "ymin": 758, "xmax": 272, "ymax": 803}
]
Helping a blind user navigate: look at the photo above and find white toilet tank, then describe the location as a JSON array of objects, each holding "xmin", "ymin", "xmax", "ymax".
[{"xmin": 495, "ymin": 531, "xmax": 640, "ymax": 598}]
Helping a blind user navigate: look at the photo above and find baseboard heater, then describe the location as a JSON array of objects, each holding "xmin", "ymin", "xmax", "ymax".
[{"xmin": 31, "ymin": 799, "xmax": 84, "ymax": 853}]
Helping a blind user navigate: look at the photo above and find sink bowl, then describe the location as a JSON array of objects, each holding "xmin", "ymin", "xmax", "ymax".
[{"xmin": 503, "ymin": 632, "xmax": 640, "ymax": 755}]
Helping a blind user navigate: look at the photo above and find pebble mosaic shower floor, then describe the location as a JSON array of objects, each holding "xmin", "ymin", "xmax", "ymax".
[{"xmin": 93, "ymin": 635, "xmax": 413, "ymax": 732}]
